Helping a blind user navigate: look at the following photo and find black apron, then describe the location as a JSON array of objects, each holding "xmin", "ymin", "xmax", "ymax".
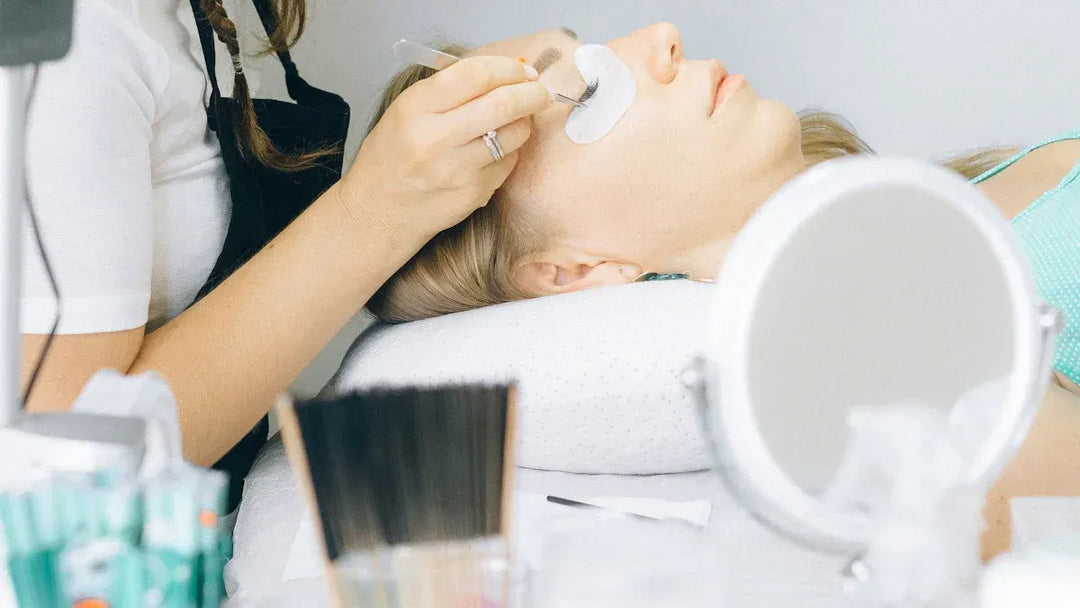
[{"xmin": 188, "ymin": 0, "xmax": 350, "ymax": 510}]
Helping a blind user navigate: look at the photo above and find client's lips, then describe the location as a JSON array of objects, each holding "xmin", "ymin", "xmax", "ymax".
[{"xmin": 709, "ymin": 62, "xmax": 743, "ymax": 115}]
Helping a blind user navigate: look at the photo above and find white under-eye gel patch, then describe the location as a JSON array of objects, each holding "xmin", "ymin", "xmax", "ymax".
[{"xmin": 565, "ymin": 44, "xmax": 635, "ymax": 144}]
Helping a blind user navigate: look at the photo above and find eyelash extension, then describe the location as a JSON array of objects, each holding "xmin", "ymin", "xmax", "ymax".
[{"xmin": 579, "ymin": 79, "xmax": 599, "ymax": 104}]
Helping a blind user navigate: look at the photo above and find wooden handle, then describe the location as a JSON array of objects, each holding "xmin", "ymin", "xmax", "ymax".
[{"xmin": 276, "ymin": 394, "xmax": 346, "ymax": 608}]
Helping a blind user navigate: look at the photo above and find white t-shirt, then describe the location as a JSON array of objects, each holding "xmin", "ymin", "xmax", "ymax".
[{"xmin": 21, "ymin": 0, "xmax": 267, "ymax": 334}]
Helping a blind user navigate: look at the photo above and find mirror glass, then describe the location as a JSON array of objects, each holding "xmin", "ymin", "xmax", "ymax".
[{"xmin": 747, "ymin": 182, "xmax": 1015, "ymax": 498}]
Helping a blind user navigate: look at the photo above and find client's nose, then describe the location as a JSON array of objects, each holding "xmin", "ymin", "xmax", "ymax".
[
  {"xmin": 640, "ymin": 22, "xmax": 684, "ymax": 84},
  {"xmin": 608, "ymin": 22, "xmax": 685, "ymax": 86}
]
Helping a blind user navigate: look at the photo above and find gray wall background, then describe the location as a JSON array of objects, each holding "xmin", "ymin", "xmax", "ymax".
[{"xmin": 277, "ymin": 0, "xmax": 1080, "ymax": 397}]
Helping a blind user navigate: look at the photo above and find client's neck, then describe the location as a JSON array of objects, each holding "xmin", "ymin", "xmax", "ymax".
[
  {"xmin": 665, "ymin": 239, "xmax": 735, "ymax": 281},
  {"xmin": 676, "ymin": 155, "xmax": 807, "ymax": 280}
]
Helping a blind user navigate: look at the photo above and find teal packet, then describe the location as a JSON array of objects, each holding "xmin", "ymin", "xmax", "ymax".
[
  {"xmin": 60, "ymin": 536, "xmax": 144, "ymax": 608},
  {"xmin": 144, "ymin": 467, "xmax": 201, "ymax": 608},
  {"xmin": 194, "ymin": 470, "xmax": 229, "ymax": 608},
  {"xmin": 1, "ymin": 489, "xmax": 63, "ymax": 608},
  {"xmin": 58, "ymin": 464, "xmax": 145, "ymax": 604},
  {"xmin": 3, "ymin": 459, "xmax": 229, "ymax": 608},
  {"xmin": 96, "ymin": 460, "xmax": 144, "ymax": 546}
]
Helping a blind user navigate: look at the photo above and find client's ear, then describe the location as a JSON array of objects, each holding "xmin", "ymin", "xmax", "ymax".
[{"xmin": 512, "ymin": 254, "xmax": 641, "ymax": 295}]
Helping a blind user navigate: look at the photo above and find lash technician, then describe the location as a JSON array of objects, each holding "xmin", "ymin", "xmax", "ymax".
[{"xmin": 19, "ymin": 0, "xmax": 550, "ymax": 507}]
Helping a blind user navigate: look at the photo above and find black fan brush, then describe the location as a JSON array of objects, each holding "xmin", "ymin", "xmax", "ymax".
[{"xmin": 277, "ymin": 384, "xmax": 517, "ymax": 608}]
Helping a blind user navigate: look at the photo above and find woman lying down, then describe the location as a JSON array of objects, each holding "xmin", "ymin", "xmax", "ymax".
[{"xmin": 363, "ymin": 24, "xmax": 1080, "ymax": 559}]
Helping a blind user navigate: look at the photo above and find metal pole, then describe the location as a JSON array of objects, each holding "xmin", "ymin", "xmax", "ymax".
[{"xmin": 0, "ymin": 66, "xmax": 27, "ymax": 427}]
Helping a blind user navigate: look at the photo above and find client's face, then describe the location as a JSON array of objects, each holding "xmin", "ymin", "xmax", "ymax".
[{"xmin": 472, "ymin": 24, "xmax": 805, "ymax": 293}]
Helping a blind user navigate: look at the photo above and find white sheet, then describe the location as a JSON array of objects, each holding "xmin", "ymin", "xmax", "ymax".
[{"xmin": 227, "ymin": 436, "xmax": 854, "ymax": 607}]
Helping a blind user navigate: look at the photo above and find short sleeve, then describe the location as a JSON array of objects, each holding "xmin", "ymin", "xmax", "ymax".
[{"xmin": 21, "ymin": 0, "xmax": 169, "ymax": 334}]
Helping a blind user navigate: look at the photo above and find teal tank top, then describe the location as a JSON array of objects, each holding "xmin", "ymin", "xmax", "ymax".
[{"xmin": 970, "ymin": 126, "xmax": 1080, "ymax": 385}]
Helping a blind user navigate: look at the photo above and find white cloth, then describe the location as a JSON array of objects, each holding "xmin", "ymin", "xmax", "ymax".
[
  {"xmin": 229, "ymin": 438, "xmax": 853, "ymax": 608},
  {"xmin": 21, "ymin": 0, "xmax": 266, "ymax": 334},
  {"xmin": 1010, "ymin": 496, "xmax": 1080, "ymax": 550}
]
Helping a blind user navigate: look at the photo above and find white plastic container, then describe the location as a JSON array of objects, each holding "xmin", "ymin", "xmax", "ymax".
[{"xmin": 980, "ymin": 536, "xmax": 1080, "ymax": 608}]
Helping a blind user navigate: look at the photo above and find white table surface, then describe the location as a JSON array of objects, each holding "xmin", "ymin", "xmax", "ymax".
[{"xmin": 228, "ymin": 436, "xmax": 856, "ymax": 608}]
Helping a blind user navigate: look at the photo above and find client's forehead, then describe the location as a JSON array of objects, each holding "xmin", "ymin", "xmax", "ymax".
[{"xmin": 468, "ymin": 28, "xmax": 577, "ymax": 62}]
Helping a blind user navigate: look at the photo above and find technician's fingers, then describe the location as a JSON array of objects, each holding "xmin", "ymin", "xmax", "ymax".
[
  {"xmin": 405, "ymin": 55, "xmax": 539, "ymax": 113},
  {"xmin": 472, "ymin": 150, "xmax": 520, "ymax": 204},
  {"xmin": 457, "ymin": 118, "xmax": 533, "ymax": 169},
  {"xmin": 440, "ymin": 80, "xmax": 552, "ymax": 146}
]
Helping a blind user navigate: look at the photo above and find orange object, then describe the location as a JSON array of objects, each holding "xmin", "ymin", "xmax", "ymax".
[
  {"xmin": 73, "ymin": 599, "xmax": 109, "ymax": 608},
  {"xmin": 198, "ymin": 510, "xmax": 218, "ymax": 528},
  {"xmin": 516, "ymin": 56, "xmax": 527, "ymax": 64}
]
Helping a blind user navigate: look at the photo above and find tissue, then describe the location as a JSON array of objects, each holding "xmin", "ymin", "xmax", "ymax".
[
  {"xmin": 823, "ymin": 404, "xmax": 986, "ymax": 607},
  {"xmin": 532, "ymin": 511, "xmax": 723, "ymax": 607},
  {"xmin": 71, "ymin": 369, "xmax": 183, "ymax": 478}
]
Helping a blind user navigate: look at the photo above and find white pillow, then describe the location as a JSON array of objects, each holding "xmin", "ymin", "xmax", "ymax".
[
  {"xmin": 231, "ymin": 281, "xmax": 860, "ymax": 605},
  {"xmin": 327, "ymin": 280, "xmax": 714, "ymax": 474}
]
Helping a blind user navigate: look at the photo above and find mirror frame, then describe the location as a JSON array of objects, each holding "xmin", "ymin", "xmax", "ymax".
[{"xmin": 701, "ymin": 157, "xmax": 1057, "ymax": 552}]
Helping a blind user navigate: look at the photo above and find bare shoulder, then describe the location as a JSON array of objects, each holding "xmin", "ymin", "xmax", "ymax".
[
  {"xmin": 982, "ymin": 380, "xmax": 1080, "ymax": 560},
  {"xmin": 1053, "ymin": 369, "xmax": 1080, "ymax": 398},
  {"xmin": 977, "ymin": 139, "xmax": 1080, "ymax": 220}
]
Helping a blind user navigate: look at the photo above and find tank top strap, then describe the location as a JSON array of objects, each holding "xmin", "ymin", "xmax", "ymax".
[{"xmin": 970, "ymin": 124, "xmax": 1080, "ymax": 184}]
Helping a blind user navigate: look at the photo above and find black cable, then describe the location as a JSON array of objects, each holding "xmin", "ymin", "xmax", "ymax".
[{"xmin": 21, "ymin": 65, "xmax": 62, "ymax": 406}]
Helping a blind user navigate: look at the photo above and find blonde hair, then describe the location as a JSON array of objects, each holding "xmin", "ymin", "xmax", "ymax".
[{"xmin": 366, "ymin": 46, "xmax": 1018, "ymax": 322}]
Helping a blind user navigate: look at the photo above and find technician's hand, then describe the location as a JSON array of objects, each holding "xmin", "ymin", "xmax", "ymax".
[{"xmin": 342, "ymin": 56, "xmax": 551, "ymax": 243}]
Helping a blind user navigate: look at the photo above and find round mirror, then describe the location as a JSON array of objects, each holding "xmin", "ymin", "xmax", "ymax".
[{"xmin": 702, "ymin": 157, "xmax": 1057, "ymax": 551}]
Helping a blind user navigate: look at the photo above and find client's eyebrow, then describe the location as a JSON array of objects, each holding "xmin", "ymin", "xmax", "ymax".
[
  {"xmin": 532, "ymin": 48, "xmax": 562, "ymax": 75},
  {"xmin": 530, "ymin": 27, "xmax": 579, "ymax": 75}
]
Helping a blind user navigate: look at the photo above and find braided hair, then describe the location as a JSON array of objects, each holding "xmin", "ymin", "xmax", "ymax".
[{"xmin": 200, "ymin": 0, "xmax": 331, "ymax": 172}]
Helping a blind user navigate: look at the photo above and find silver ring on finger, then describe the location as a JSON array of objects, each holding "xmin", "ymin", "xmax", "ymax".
[{"xmin": 482, "ymin": 130, "xmax": 504, "ymax": 162}]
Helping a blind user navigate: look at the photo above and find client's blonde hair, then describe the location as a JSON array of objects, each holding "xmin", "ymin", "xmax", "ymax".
[{"xmin": 366, "ymin": 45, "xmax": 1017, "ymax": 323}]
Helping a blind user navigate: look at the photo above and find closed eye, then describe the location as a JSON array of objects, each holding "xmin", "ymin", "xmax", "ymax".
[{"xmin": 579, "ymin": 80, "xmax": 599, "ymax": 104}]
